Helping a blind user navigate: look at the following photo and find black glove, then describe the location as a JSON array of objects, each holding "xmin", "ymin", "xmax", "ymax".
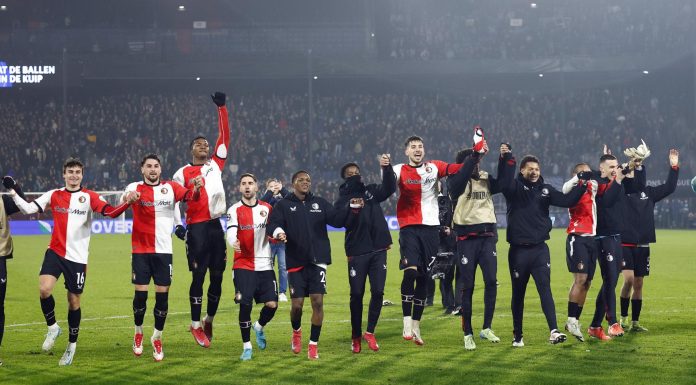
[
  {"xmin": 174, "ymin": 225, "xmax": 187, "ymax": 241},
  {"xmin": 577, "ymin": 171, "xmax": 593, "ymax": 181},
  {"xmin": 2, "ymin": 176, "xmax": 16, "ymax": 190},
  {"xmin": 211, "ymin": 92, "xmax": 226, "ymax": 107}
]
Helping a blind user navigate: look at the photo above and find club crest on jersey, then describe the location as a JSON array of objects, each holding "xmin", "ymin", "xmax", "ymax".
[
  {"xmin": 260, "ymin": 210, "xmax": 267, "ymax": 217},
  {"xmin": 312, "ymin": 203, "xmax": 319, "ymax": 210},
  {"xmin": 640, "ymin": 192, "xmax": 648, "ymax": 200},
  {"xmin": 425, "ymin": 166, "xmax": 432, "ymax": 173},
  {"xmin": 161, "ymin": 187, "xmax": 168, "ymax": 195},
  {"xmin": 541, "ymin": 188, "xmax": 549, "ymax": 197},
  {"xmin": 78, "ymin": 196, "xmax": 86, "ymax": 203}
]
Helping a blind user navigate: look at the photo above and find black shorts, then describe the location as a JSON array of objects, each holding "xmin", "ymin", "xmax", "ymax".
[
  {"xmin": 132, "ymin": 253, "xmax": 173, "ymax": 286},
  {"xmin": 233, "ymin": 269, "xmax": 278, "ymax": 305},
  {"xmin": 398, "ymin": 226, "xmax": 439, "ymax": 271},
  {"xmin": 39, "ymin": 249, "xmax": 87, "ymax": 294},
  {"xmin": 185, "ymin": 219, "xmax": 227, "ymax": 273},
  {"xmin": 566, "ymin": 235, "xmax": 598, "ymax": 279},
  {"xmin": 622, "ymin": 246, "xmax": 650, "ymax": 277},
  {"xmin": 288, "ymin": 264, "xmax": 327, "ymax": 298}
]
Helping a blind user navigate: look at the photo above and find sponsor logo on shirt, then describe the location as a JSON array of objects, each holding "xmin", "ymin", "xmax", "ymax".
[
  {"xmin": 239, "ymin": 223, "xmax": 266, "ymax": 230},
  {"xmin": 139, "ymin": 200, "xmax": 172, "ymax": 207},
  {"xmin": 54, "ymin": 207, "xmax": 87, "ymax": 215},
  {"xmin": 405, "ymin": 177, "xmax": 437, "ymax": 185}
]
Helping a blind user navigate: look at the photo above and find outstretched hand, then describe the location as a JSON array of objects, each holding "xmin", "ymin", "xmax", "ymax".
[
  {"xmin": 211, "ymin": 92, "xmax": 226, "ymax": 107},
  {"xmin": 669, "ymin": 149, "xmax": 679, "ymax": 167}
]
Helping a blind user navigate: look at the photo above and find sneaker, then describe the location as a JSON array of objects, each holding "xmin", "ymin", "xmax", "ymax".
[
  {"xmin": 631, "ymin": 321, "xmax": 648, "ymax": 332},
  {"xmin": 588, "ymin": 326, "xmax": 612, "ymax": 341},
  {"xmin": 58, "ymin": 344, "xmax": 75, "ymax": 366},
  {"xmin": 201, "ymin": 318, "xmax": 213, "ymax": 342},
  {"xmin": 291, "ymin": 329, "xmax": 302, "ymax": 354},
  {"xmin": 464, "ymin": 334, "xmax": 476, "ymax": 351},
  {"xmin": 608, "ymin": 323, "xmax": 625, "ymax": 337},
  {"xmin": 308, "ymin": 343, "xmax": 319, "ymax": 360},
  {"xmin": 42, "ymin": 325, "xmax": 62, "ymax": 352},
  {"xmin": 190, "ymin": 325, "xmax": 210, "ymax": 348},
  {"xmin": 565, "ymin": 319, "xmax": 585, "ymax": 342},
  {"xmin": 151, "ymin": 337, "xmax": 164, "ymax": 362},
  {"xmin": 451, "ymin": 307, "xmax": 462, "ymax": 316},
  {"xmin": 620, "ymin": 316, "xmax": 630, "ymax": 329},
  {"xmin": 363, "ymin": 332, "xmax": 379, "ymax": 352},
  {"xmin": 549, "ymin": 329, "xmax": 567, "ymax": 344},
  {"xmin": 512, "ymin": 337, "xmax": 525, "ymax": 348},
  {"xmin": 402, "ymin": 318, "xmax": 413, "ymax": 341},
  {"xmin": 479, "ymin": 328, "xmax": 501, "ymax": 343},
  {"xmin": 255, "ymin": 328, "xmax": 267, "ymax": 350},
  {"xmin": 133, "ymin": 333, "xmax": 144, "ymax": 356},
  {"xmin": 240, "ymin": 348, "xmax": 252, "ymax": 361},
  {"xmin": 278, "ymin": 293, "xmax": 288, "ymax": 302},
  {"xmin": 351, "ymin": 337, "xmax": 361, "ymax": 354},
  {"xmin": 412, "ymin": 326, "xmax": 424, "ymax": 346},
  {"xmin": 443, "ymin": 307, "xmax": 455, "ymax": 315}
]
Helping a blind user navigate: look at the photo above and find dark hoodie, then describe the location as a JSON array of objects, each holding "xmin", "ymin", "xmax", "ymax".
[{"xmin": 334, "ymin": 165, "xmax": 396, "ymax": 256}]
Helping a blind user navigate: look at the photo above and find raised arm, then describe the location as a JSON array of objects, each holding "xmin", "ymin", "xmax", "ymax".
[
  {"xmin": 211, "ymin": 92, "xmax": 231, "ymax": 170},
  {"xmin": 648, "ymin": 149, "xmax": 679, "ymax": 203},
  {"xmin": 2, "ymin": 176, "xmax": 25, "ymax": 215},
  {"xmin": 10, "ymin": 189, "xmax": 52, "ymax": 215},
  {"xmin": 371, "ymin": 154, "xmax": 397, "ymax": 202},
  {"xmin": 549, "ymin": 182, "xmax": 585, "ymax": 208},
  {"xmin": 489, "ymin": 147, "xmax": 516, "ymax": 194},
  {"xmin": 447, "ymin": 153, "xmax": 480, "ymax": 200}
]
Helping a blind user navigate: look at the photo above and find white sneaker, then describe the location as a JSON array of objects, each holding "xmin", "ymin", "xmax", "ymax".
[
  {"xmin": 411, "ymin": 320, "xmax": 424, "ymax": 346},
  {"xmin": 549, "ymin": 329, "xmax": 567, "ymax": 344},
  {"xmin": 151, "ymin": 337, "xmax": 164, "ymax": 362},
  {"xmin": 479, "ymin": 328, "xmax": 501, "ymax": 343},
  {"xmin": 512, "ymin": 337, "xmax": 524, "ymax": 348},
  {"xmin": 58, "ymin": 343, "xmax": 75, "ymax": 366},
  {"xmin": 565, "ymin": 318, "xmax": 585, "ymax": 342},
  {"xmin": 42, "ymin": 325, "xmax": 62, "ymax": 352},
  {"xmin": 464, "ymin": 334, "xmax": 476, "ymax": 350},
  {"xmin": 278, "ymin": 293, "xmax": 288, "ymax": 302},
  {"xmin": 402, "ymin": 316, "xmax": 413, "ymax": 341}
]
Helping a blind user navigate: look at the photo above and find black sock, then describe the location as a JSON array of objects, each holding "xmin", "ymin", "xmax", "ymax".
[
  {"xmin": 68, "ymin": 308, "xmax": 81, "ymax": 343},
  {"xmin": 154, "ymin": 292, "xmax": 168, "ymax": 331},
  {"xmin": 133, "ymin": 290, "xmax": 148, "ymax": 327},
  {"xmin": 291, "ymin": 313, "xmax": 302, "ymax": 331},
  {"xmin": 189, "ymin": 272, "xmax": 205, "ymax": 322},
  {"xmin": 631, "ymin": 299, "xmax": 642, "ymax": 322},
  {"xmin": 577, "ymin": 305, "xmax": 584, "ymax": 320},
  {"xmin": 412, "ymin": 275, "xmax": 428, "ymax": 321},
  {"xmin": 310, "ymin": 323, "xmax": 322, "ymax": 343},
  {"xmin": 568, "ymin": 301, "xmax": 580, "ymax": 319},
  {"xmin": 401, "ymin": 270, "xmax": 417, "ymax": 317},
  {"xmin": 258, "ymin": 305, "xmax": 277, "ymax": 327},
  {"xmin": 239, "ymin": 303, "xmax": 252, "ymax": 343},
  {"xmin": 620, "ymin": 296, "xmax": 630, "ymax": 318},
  {"xmin": 40, "ymin": 295, "xmax": 57, "ymax": 326},
  {"xmin": 207, "ymin": 271, "xmax": 223, "ymax": 317}
]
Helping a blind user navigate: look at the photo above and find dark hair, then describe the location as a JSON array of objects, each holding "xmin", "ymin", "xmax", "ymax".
[
  {"xmin": 599, "ymin": 154, "xmax": 617, "ymax": 163},
  {"xmin": 140, "ymin": 153, "xmax": 161, "ymax": 167},
  {"xmin": 62, "ymin": 158, "xmax": 84, "ymax": 173},
  {"xmin": 190, "ymin": 135, "xmax": 208, "ymax": 150},
  {"xmin": 404, "ymin": 135, "xmax": 423, "ymax": 148},
  {"xmin": 455, "ymin": 149, "xmax": 474, "ymax": 164},
  {"xmin": 291, "ymin": 170, "xmax": 310, "ymax": 183},
  {"xmin": 239, "ymin": 173, "xmax": 257, "ymax": 182},
  {"xmin": 572, "ymin": 162, "xmax": 590, "ymax": 175},
  {"xmin": 340, "ymin": 162, "xmax": 360, "ymax": 179},
  {"xmin": 520, "ymin": 155, "xmax": 540, "ymax": 170},
  {"xmin": 265, "ymin": 178, "xmax": 279, "ymax": 186}
]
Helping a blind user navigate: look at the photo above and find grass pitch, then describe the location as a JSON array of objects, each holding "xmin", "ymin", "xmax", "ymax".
[{"xmin": 1, "ymin": 229, "xmax": 695, "ymax": 384}]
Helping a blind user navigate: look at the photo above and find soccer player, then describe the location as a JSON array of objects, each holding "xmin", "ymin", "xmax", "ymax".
[
  {"xmin": 226, "ymin": 173, "xmax": 278, "ymax": 361},
  {"xmin": 447, "ymin": 142, "xmax": 515, "ymax": 350},
  {"xmin": 619, "ymin": 149, "xmax": 679, "ymax": 331},
  {"xmin": 8, "ymin": 158, "xmax": 130, "ymax": 365},
  {"xmin": 261, "ymin": 178, "xmax": 290, "ymax": 302},
  {"xmin": 335, "ymin": 154, "xmax": 396, "ymax": 353},
  {"xmin": 393, "ymin": 135, "xmax": 468, "ymax": 345},
  {"xmin": 173, "ymin": 92, "xmax": 230, "ymax": 347},
  {"xmin": 588, "ymin": 154, "xmax": 628, "ymax": 339},
  {"xmin": 266, "ymin": 170, "xmax": 357, "ymax": 360},
  {"xmin": 0, "ymin": 176, "xmax": 26, "ymax": 366},
  {"xmin": 124, "ymin": 154, "xmax": 202, "ymax": 361},
  {"xmin": 501, "ymin": 155, "xmax": 585, "ymax": 346}
]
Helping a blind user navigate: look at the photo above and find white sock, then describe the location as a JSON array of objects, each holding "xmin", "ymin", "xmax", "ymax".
[
  {"xmin": 243, "ymin": 341, "xmax": 252, "ymax": 350},
  {"xmin": 309, "ymin": 340, "xmax": 318, "ymax": 345},
  {"xmin": 135, "ymin": 325, "xmax": 143, "ymax": 334},
  {"xmin": 412, "ymin": 320, "xmax": 421, "ymax": 330},
  {"xmin": 253, "ymin": 321, "xmax": 263, "ymax": 332},
  {"xmin": 191, "ymin": 321, "xmax": 201, "ymax": 329},
  {"xmin": 152, "ymin": 329, "xmax": 162, "ymax": 339}
]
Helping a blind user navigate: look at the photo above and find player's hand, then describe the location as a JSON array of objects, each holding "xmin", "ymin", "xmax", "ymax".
[
  {"xmin": 669, "ymin": 149, "xmax": 679, "ymax": 167},
  {"xmin": 192, "ymin": 176, "xmax": 204, "ymax": 191},
  {"xmin": 379, "ymin": 153, "xmax": 391, "ymax": 167},
  {"xmin": 576, "ymin": 171, "xmax": 593, "ymax": 181},
  {"xmin": 124, "ymin": 191, "xmax": 140, "ymax": 204},
  {"xmin": 350, "ymin": 198, "xmax": 365, "ymax": 209},
  {"xmin": 211, "ymin": 92, "xmax": 226, "ymax": 107},
  {"xmin": 174, "ymin": 225, "xmax": 187, "ymax": 241},
  {"xmin": 232, "ymin": 240, "xmax": 241, "ymax": 252},
  {"xmin": 276, "ymin": 233, "xmax": 287, "ymax": 243},
  {"xmin": 500, "ymin": 143, "xmax": 511, "ymax": 154},
  {"xmin": 614, "ymin": 166, "xmax": 626, "ymax": 182},
  {"xmin": 603, "ymin": 144, "xmax": 612, "ymax": 155},
  {"xmin": 2, "ymin": 176, "xmax": 16, "ymax": 190},
  {"xmin": 481, "ymin": 140, "xmax": 489, "ymax": 155}
]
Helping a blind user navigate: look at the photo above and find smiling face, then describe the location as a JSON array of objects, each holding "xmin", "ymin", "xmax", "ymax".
[
  {"xmin": 599, "ymin": 158, "xmax": 618, "ymax": 178},
  {"xmin": 293, "ymin": 172, "xmax": 311, "ymax": 195},
  {"xmin": 521, "ymin": 161, "xmax": 541, "ymax": 183},
  {"xmin": 141, "ymin": 158, "xmax": 161, "ymax": 184},
  {"xmin": 405, "ymin": 139, "xmax": 425, "ymax": 166},
  {"xmin": 239, "ymin": 175, "xmax": 258, "ymax": 201},
  {"xmin": 190, "ymin": 138, "xmax": 209, "ymax": 161},
  {"xmin": 63, "ymin": 166, "xmax": 83, "ymax": 190}
]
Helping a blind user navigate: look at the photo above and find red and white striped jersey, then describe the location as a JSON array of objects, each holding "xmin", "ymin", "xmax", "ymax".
[
  {"xmin": 226, "ymin": 200, "xmax": 272, "ymax": 271},
  {"xmin": 173, "ymin": 106, "xmax": 230, "ymax": 225},
  {"xmin": 393, "ymin": 161, "xmax": 462, "ymax": 228},
  {"xmin": 125, "ymin": 181, "xmax": 192, "ymax": 254},
  {"xmin": 563, "ymin": 176, "xmax": 598, "ymax": 236},
  {"xmin": 20, "ymin": 188, "xmax": 109, "ymax": 264}
]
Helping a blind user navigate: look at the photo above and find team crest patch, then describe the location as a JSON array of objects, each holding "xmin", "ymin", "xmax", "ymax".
[
  {"xmin": 311, "ymin": 203, "xmax": 319, "ymax": 210},
  {"xmin": 78, "ymin": 196, "xmax": 86, "ymax": 203},
  {"xmin": 607, "ymin": 254, "xmax": 614, "ymax": 262},
  {"xmin": 349, "ymin": 267, "xmax": 356, "ymax": 277},
  {"xmin": 235, "ymin": 292, "xmax": 242, "ymax": 302},
  {"xmin": 461, "ymin": 256, "xmax": 469, "ymax": 265},
  {"xmin": 161, "ymin": 187, "xmax": 168, "ymax": 194},
  {"xmin": 260, "ymin": 210, "xmax": 267, "ymax": 217},
  {"xmin": 577, "ymin": 262, "xmax": 584, "ymax": 271},
  {"xmin": 425, "ymin": 166, "xmax": 432, "ymax": 173},
  {"xmin": 541, "ymin": 188, "xmax": 549, "ymax": 197},
  {"xmin": 513, "ymin": 270, "xmax": 519, "ymax": 278}
]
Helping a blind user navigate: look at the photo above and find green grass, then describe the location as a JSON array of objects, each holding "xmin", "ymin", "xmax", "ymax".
[{"xmin": 1, "ymin": 229, "xmax": 695, "ymax": 384}]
